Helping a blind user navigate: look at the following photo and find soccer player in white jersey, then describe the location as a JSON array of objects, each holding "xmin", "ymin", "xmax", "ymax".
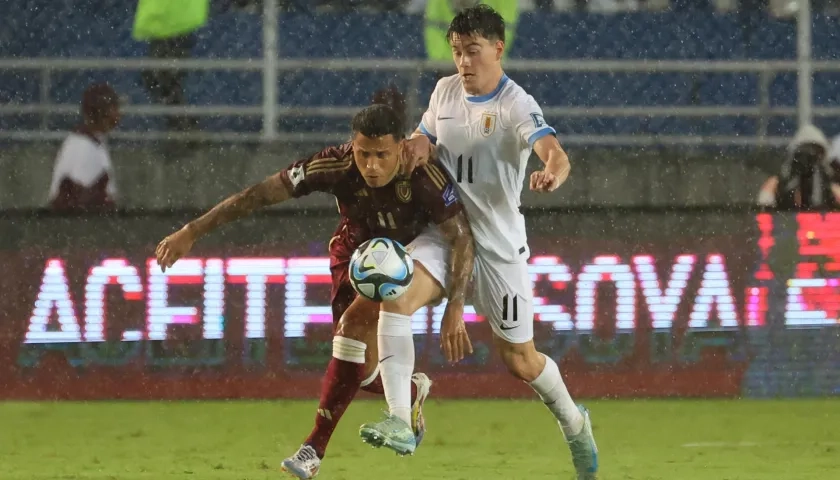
[{"xmin": 358, "ymin": 5, "xmax": 598, "ymax": 479}]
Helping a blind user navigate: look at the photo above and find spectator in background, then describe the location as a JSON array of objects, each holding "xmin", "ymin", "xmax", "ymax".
[
  {"xmin": 133, "ymin": 0, "xmax": 209, "ymax": 133},
  {"xmin": 49, "ymin": 84, "xmax": 121, "ymax": 212},
  {"xmin": 758, "ymin": 124, "xmax": 840, "ymax": 209}
]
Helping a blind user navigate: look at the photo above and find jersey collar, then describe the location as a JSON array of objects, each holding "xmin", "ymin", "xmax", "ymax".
[{"xmin": 465, "ymin": 74, "xmax": 509, "ymax": 104}]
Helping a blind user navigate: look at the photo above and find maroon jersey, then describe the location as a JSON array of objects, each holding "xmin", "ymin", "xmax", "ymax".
[{"xmin": 279, "ymin": 142, "xmax": 463, "ymax": 257}]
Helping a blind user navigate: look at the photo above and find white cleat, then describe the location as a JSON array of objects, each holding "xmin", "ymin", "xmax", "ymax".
[
  {"xmin": 411, "ymin": 372, "xmax": 432, "ymax": 446},
  {"xmin": 281, "ymin": 444, "xmax": 321, "ymax": 479},
  {"xmin": 566, "ymin": 405, "xmax": 599, "ymax": 480}
]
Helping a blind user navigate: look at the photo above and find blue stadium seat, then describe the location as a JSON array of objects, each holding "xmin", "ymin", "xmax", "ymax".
[
  {"xmin": 187, "ymin": 71, "xmax": 262, "ymax": 106},
  {"xmin": 744, "ymin": 18, "xmax": 795, "ymax": 60},
  {"xmin": 769, "ymin": 73, "xmax": 797, "ymax": 107},
  {"xmin": 200, "ymin": 116, "xmax": 261, "ymax": 133},
  {"xmin": 694, "ymin": 73, "xmax": 759, "ymax": 105},
  {"xmin": 0, "ymin": 4, "xmax": 837, "ymax": 137},
  {"xmin": 767, "ymin": 116, "xmax": 797, "ymax": 137},
  {"xmin": 0, "ymin": 72, "xmax": 41, "ymax": 104},
  {"xmin": 813, "ymin": 72, "xmax": 840, "ymax": 107},
  {"xmin": 279, "ymin": 12, "xmax": 424, "ymax": 58},
  {"xmin": 0, "ymin": 114, "xmax": 41, "ymax": 132},
  {"xmin": 276, "ymin": 70, "xmax": 411, "ymax": 106},
  {"xmin": 49, "ymin": 70, "xmax": 149, "ymax": 105},
  {"xmin": 513, "ymin": 72, "xmax": 696, "ymax": 107},
  {"xmin": 813, "ymin": 15, "xmax": 840, "ymax": 60},
  {"xmin": 193, "ymin": 12, "xmax": 262, "ymax": 58},
  {"xmin": 46, "ymin": 113, "xmax": 165, "ymax": 133}
]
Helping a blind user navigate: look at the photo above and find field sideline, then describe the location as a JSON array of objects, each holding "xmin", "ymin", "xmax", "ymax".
[{"xmin": 1, "ymin": 399, "xmax": 836, "ymax": 479}]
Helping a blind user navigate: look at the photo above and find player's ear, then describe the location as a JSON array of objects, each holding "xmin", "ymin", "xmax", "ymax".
[
  {"xmin": 495, "ymin": 40, "xmax": 504, "ymax": 61},
  {"xmin": 397, "ymin": 138, "xmax": 407, "ymax": 161}
]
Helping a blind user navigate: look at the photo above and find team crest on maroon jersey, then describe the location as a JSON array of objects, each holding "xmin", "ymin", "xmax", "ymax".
[
  {"xmin": 481, "ymin": 113, "xmax": 497, "ymax": 137},
  {"xmin": 396, "ymin": 179, "xmax": 412, "ymax": 203}
]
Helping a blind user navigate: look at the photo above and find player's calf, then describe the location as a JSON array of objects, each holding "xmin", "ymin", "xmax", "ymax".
[
  {"xmin": 360, "ymin": 264, "xmax": 444, "ymax": 455},
  {"xmin": 298, "ymin": 297, "xmax": 381, "ymax": 461},
  {"xmin": 376, "ymin": 264, "xmax": 444, "ymax": 426},
  {"xmin": 495, "ymin": 337, "xmax": 597, "ymax": 478},
  {"xmin": 493, "ymin": 337, "xmax": 545, "ymax": 382}
]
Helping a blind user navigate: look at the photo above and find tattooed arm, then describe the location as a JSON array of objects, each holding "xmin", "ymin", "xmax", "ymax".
[
  {"xmin": 438, "ymin": 210, "xmax": 475, "ymax": 308},
  {"xmin": 185, "ymin": 173, "xmax": 290, "ymax": 239},
  {"xmin": 155, "ymin": 173, "xmax": 290, "ymax": 271},
  {"xmin": 155, "ymin": 145, "xmax": 351, "ymax": 271},
  {"xmin": 437, "ymin": 209, "xmax": 475, "ymax": 363}
]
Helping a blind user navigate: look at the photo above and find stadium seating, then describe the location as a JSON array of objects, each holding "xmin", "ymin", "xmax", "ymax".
[{"xmin": 3, "ymin": 1, "xmax": 840, "ymax": 137}]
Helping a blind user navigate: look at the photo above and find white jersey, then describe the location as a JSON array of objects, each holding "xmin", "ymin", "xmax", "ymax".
[{"xmin": 418, "ymin": 74, "xmax": 556, "ymax": 263}]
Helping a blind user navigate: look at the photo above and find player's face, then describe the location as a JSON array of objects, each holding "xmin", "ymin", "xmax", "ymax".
[
  {"xmin": 450, "ymin": 33, "xmax": 504, "ymax": 95},
  {"xmin": 352, "ymin": 133, "xmax": 401, "ymax": 188}
]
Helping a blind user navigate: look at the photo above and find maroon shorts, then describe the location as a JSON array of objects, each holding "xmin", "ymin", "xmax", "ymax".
[
  {"xmin": 328, "ymin": 220, "xmax": 370, "ymax": 328},
  {"xmin": 330, "ymin": 256, "xmax": 356, "ymax": 327}
]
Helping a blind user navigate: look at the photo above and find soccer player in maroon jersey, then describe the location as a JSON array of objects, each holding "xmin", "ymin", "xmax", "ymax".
[{"xmin": 155, "ymin": 104, "xmax": 475, "ymax": 479}]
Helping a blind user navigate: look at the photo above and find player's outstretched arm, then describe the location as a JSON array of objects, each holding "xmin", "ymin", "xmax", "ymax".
[
  {"xmin": 186, "ymin": 172, "xmax": 290, "ymax": 238},
  {"xmin": 530, "ymin": 135, "xmax": 571, "ymax": 193},
  {"xmin": 438, "ymin": 210, "xmax": 475, "ymax": 363},
  {"xmin": 155, "ymin": 173, "xmax": 290, "ymax": 271}
]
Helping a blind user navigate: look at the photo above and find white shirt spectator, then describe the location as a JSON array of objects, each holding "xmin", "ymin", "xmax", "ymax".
[{"xmin": 48, "ymin": 130, "xmax": 117, "ymax": 211}]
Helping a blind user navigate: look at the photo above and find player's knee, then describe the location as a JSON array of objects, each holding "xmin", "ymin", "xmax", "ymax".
[
  {"xmin": 380, "ymin": 263, "xmax": 443, "ymax": 316},
  {"xmin": 335, "ymin": 297, "xmax": 379, "ymax": 341},
  {"xmin": 378, "ymin": 292, "xmax": 415, "ymax": 316},
  {"xmin": 495, "ymin": 339, "xmax": 544, "ymax": 382}
]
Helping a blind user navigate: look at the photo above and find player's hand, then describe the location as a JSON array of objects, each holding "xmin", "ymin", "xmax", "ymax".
[
  {"xmin": 155, "ymin": 227, "xmax": 196, "ymax": 272},
  {"xmin": 529, "ymin": 170, "xmax": 562, "ymax": 193},
  {"xmin": 401, "ymin": 135, "xmax": 431, "ymax": 175},
  {"xmin": 440, "ymin": 304, "xmax": 473, "ymax": 364}
]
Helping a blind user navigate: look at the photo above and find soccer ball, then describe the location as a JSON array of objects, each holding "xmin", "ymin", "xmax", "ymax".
[{"xmin": 349, "ymin": 237, "xmax": 414, "ymax": 302}]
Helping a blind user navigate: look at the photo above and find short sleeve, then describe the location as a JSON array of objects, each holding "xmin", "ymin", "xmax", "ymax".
[
  {"xmin": 509, "ymin": 94, "xmax": 556, "ymax": 148},
  {"xmin": 414, "ymin": 162, "xmax": 463, "ymax": 225},
  {"xmin": 279, "ymin": 144, "xmax": 352, "ymax": 198},
  {"xmin": 417, "ymin": 79, "xmax": 443, "ymax": 145}
]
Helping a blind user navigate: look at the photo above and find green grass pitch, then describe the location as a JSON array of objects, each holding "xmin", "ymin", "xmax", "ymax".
[{"xmin": 1, "ymin": 399, "xmax": 837, "ymax": 479}]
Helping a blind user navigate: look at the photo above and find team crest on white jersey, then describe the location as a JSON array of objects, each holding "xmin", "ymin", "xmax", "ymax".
[{"xmin": 480, "ymin": 113, "xmax": 497, "ymax": 137}]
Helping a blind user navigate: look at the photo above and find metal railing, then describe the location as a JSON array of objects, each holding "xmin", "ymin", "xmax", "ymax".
[{"xmin": 0, "ymin": 57, "xmax": 832, "ymax": 146}]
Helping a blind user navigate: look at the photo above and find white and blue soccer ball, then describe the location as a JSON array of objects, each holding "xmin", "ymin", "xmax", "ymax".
[{"xmin": 349, "ymin": 237, "xmax": 414, "ymax": 302}]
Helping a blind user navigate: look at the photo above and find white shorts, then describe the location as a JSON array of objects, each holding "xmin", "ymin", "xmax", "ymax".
[
  {"xmin": 471, "ymin": 254, "xmax": 534, "ymax": 344},
  {"xmin": 406, "ymin": 225, "xmax": 451, "ymax": 293},
  {"xmin": 407, "ymin": 226, "xmax": 534, "ymax": 344}
]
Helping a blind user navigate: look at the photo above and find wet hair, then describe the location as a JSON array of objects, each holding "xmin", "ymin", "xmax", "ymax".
[
  {"xmin": 81, "ymin": 83, "xmax": 119, "ymax": 122},
  {"xmin": 351, "ymin": 104, "xmax": 404, "ymax": 140},
  {"xmin": 372, "ymin": 85, "xmax": 407, "ymax": 135},
  {"xmin": 446, "ymin": 4, "xmax": 505, "ymax": 44}
]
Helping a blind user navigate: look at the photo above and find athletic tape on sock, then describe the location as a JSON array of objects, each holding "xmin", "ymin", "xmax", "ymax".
[
  {"xmin": 378, "ymin": 311, "xmax": 413, "ymax": 336},
  {"xmin": 332, "ymin": 336, "xmax": 366, "ymax": 364},
  {"xmin": 360, "ymin": 365, "xmax": 380, "ymax": 387}
]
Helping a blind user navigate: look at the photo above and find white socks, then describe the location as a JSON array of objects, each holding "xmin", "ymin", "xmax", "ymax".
[
  {"xmin": 377, "ymin": 311, "xmax": 415, "ymax": 425},
  {"xmin": 332, "ymin": 336, "xmax": 366, "ymax": 364},
  {"xmin": 529, "ymin": 353, "xmax": 584, "ymax": 437}
]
